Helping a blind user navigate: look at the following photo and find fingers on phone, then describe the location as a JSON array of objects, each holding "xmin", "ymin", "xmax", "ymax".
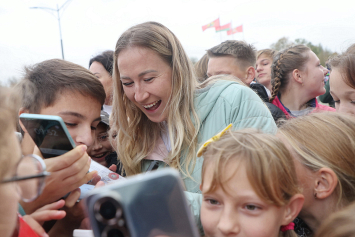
[{"xmin": 65, "ymin": 188, "xmax": 81, "ymax": 208}]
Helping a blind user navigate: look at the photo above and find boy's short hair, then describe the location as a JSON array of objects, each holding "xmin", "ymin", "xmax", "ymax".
[
  {"xmin": 18, "ymin": 59, "xmax": 106, "ymax": 113},
  {"xmin": 207, "ymin": 40, "xmax": 256, "ymax": 69}
]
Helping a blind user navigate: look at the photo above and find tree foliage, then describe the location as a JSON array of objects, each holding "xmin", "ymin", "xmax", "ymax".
[{"xmin": 270, "ymin": 37, "xmax": 337, "ymax": 65}]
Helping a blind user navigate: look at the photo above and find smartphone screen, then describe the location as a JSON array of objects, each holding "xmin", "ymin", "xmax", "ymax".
[{"xmin": 20, "ymin": 115, "xmax": 75, "ymax": 158}]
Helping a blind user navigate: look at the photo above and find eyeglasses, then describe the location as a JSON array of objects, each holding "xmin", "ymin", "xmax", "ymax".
[{"xmin": 1, "ymin": 154, "xmax": 50, "ymax": 202}]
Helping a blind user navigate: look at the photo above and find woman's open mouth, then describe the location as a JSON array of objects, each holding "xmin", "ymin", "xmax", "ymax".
[{"xmin": 143, "ymin": 100, "xmax": 161, "ymax": 111}]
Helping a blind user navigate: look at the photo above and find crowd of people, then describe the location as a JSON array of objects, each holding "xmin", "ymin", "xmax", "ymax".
[{"xmin": 1, "ymin": 20, "xmax": 355, "ymax": 237}]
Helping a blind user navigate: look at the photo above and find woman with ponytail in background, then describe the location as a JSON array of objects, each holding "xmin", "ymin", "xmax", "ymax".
[{"xmin": 269, "ymin": 45, "xmax": 334, "ymax": 118}]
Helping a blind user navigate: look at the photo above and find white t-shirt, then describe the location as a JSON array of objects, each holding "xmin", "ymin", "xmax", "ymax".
[{"xmin": 102, "ymin": 104, "xmax": 112, "ymax": 116}]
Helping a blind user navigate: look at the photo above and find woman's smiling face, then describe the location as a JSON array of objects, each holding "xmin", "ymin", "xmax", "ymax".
[{"xmin": 117, "ymin": 47, "xmax": 172, "ymax": 123}]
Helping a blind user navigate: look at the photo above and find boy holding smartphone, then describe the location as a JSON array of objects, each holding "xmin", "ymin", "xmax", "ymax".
[{"xmin": 17, "ymin": 59, "xmax": 106, "ymax": 235}]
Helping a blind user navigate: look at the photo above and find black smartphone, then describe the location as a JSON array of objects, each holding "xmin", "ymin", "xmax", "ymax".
[
  {"xmin": 19, "ymin": 113, "xmax": 76, "ymax": 158},
  {"xmin": 84, "ymin": 168, "xmax": 199, "ymax": 237}
]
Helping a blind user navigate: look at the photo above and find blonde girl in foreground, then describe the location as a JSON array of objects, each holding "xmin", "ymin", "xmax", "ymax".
[
  {"xmin": 278, "ymin": 112, "xmax": 355, "ymax": 235},
  {"xmin": 199, "ymin": 128, "xmax": 304, "ymax": 237}
]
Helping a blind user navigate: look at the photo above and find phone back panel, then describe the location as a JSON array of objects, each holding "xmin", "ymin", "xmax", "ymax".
[
  {"xmin": 85, "ymin": 169, "xmax": 199, "ymax": 237},
  {"xmin": 20, "ymin": 114, "xmax": 75, "ymax": 158}
]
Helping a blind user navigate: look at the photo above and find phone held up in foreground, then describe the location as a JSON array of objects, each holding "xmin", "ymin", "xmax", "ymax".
[
  {"xmin": 84, "ymin": 168, "xmax": 199, "ymax": 237},
  {"xmin": 19, "ymin": 113, "xmax": 76, "ymax": 158}
]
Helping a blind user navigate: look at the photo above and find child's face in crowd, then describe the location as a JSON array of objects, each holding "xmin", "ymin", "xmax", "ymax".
[
  {"xmin": 302, "ymin": 51, "xmax": 327, "ymax": 98},
  {"xmin": 88, "ymin": 123, "xmax": 113, "ymax": 166},
  {"xmin": 90, "ymin": 61, "xmax": 113, "ymax": 100},
  {"xmin": 117, "ymin": 46, "xmax": 172, "ymax": 123},
  {"xmin": 207, "ymin": 56, "xmax": 248, "ymax": 84},
  {"xmin": 0, "ymin": 133, "xmax": 22, "ymax": 237},
  {"xmin": 200, "ymin": 161, "xmax": 289, "ymax": 237},
  {"xmin": 330, "ymin": 67, "xmax": 355, "ymax": 115},
  {"xmin": 39, "ymin": 91, "xmax": 102, "ymax": 147},
  {"xmin": 255, "ymin": 55, "xmax": 272, "ymax": 87}
]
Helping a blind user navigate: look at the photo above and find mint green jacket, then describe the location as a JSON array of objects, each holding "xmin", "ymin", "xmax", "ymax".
[{"xmin": 142, "ymin": 80, "xmax": 277, "ymax": 232}]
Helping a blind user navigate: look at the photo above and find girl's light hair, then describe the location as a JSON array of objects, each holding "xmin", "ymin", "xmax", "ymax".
[
  {"xmin": 257, "ymin": 49, "xmax": 277, "ymax": 60},
  {"xmin": 194, "ymin": 53, "xmax": 209, "ymax": 82},
  {"xmin": 278, "ymin": 112, "xmax": 355, "ymax": 206},
  {"xmin": 0, "ymin": 87, "xmax": 19, "ymax": 180},
  {"xmin": 329, "ymin": 43, "xmax": 355, "ymax": 89},
  {"xmin": 315, "ymin": 201, "xmax": 355, "ymax": 237},
  {"xmin": 112, "ymin": 22, "xmax": 200, "ymax": 176},
  {"xmin": 201, "ymin": 129, "xmax": 300, "ymax": 237},
  {"xmin": 270, "ymin": 45, "xmax": 310, "ymax": 103}
]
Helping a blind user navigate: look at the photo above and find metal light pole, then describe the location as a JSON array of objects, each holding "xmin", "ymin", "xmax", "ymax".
[{"xmin": 30, "ymin": 0, "xmax": 72, "ymax": 60}]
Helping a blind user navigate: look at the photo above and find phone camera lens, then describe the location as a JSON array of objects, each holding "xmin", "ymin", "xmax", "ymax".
[
  {"xmin": 94, "ymin": 197, "xmax": 122, "ymax": 225},
  {"xmin": 107, "ymin": 228, "xmax": 124, "ymax": 237},
  {"xmin": 100, "ymin": 201, "xmax": 116, "ymax": 220}
]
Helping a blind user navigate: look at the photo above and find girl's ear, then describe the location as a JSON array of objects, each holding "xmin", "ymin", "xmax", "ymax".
[
  {"xmin": 292, "ymin": 69, "xmax": 303, "ymax": 85},
  {"xmin": 314, "ymin": 167, "xmax": 338, "ymax": 200},
  {"xmin": 281, "ymin": 194, "xmax": 304, "ymax": 226}
]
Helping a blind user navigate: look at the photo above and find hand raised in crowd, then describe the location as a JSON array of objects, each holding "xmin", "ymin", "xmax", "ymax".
[
  {"xmin": 48, "ymin": 189, "xmax": 84, "ymax": 237},
  {"xmin": 22, "ymin": 200, "xmax": 66, "ymax": 237},
  {"xmin": 21, "ymin": 145, "xmax": 99, "ymax": 214}
]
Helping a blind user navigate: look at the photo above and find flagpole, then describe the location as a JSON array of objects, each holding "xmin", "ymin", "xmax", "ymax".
[{"xmin": 242, "ymin": 22, "xmax": 245, "ymax": 41}]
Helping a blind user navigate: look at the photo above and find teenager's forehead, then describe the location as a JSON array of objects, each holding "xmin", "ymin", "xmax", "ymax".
[{"xmin": 40, "ymin": 91, "xmax": 102, "ymax": 120}]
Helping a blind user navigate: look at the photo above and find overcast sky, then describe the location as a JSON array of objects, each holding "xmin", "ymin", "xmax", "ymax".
[{"xmin": 1, "ymin": 0, "xmax": 355, "ymax": 85}]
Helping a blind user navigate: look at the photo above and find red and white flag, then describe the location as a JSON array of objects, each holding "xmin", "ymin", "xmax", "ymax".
[
  {"xmin": 202, "ymin": 18, "xmax": 220, "ymax": 31},
  {"xmin": 227, "ymin": 25, "xmax": 243, "ymax": 35}
]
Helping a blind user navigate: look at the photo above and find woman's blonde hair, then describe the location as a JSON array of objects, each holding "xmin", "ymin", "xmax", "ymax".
[
  {"xmin": 315, "ymin": 201, "xmax": 355, "ymax": 237},
  {"xmin": 201, "ymin": 129, "xmax": 301, "ymax": 237},
  {"xmin": 0, "ymin": 87, "xmax": 19, "ymax": 180},
  {"xmin": 112, "ymin": 22, "xmax": 200, "ymax": 176},
  {"xmin": 278, "ymin": 112, "xmax": 355, "ymax": 206}
]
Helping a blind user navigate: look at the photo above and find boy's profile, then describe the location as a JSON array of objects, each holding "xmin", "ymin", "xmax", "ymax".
[
  {"xmin": 17, "ymin": 59, "xmax": 106, "ymax": 234},
  {"xmin": 207, "ymin": 40, "xmax": 285, "ymax": 122}
]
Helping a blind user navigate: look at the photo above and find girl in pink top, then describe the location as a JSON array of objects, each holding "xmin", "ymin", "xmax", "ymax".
[{"xmin": 269, "ymin": 45, "xmax": 335, "ymax": 119}]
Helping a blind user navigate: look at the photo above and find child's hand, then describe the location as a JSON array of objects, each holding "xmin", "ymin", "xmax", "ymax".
[
  {"xmin": 48, "ymin": 189, "xmax": 85, "ymax": 237},
  {"xmin": 109, "ymin": 164, "xmax": 117, "ymax": 172},
  {"xmin": 29, "ymin": 200, "xmax": 66, "ymax": 225},
  {"xmin": 21, "ymin": 145, "xmax": 98, "ymax": 214}
]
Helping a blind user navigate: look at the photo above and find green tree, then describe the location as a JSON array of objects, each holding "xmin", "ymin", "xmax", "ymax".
[
  {"xmin": 271, "ymin": 37, "xmax": 337, "ymax": 65},
  {"xmin": 270, "ymin": 37, "xmax": 294, "ymax": 51}
]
